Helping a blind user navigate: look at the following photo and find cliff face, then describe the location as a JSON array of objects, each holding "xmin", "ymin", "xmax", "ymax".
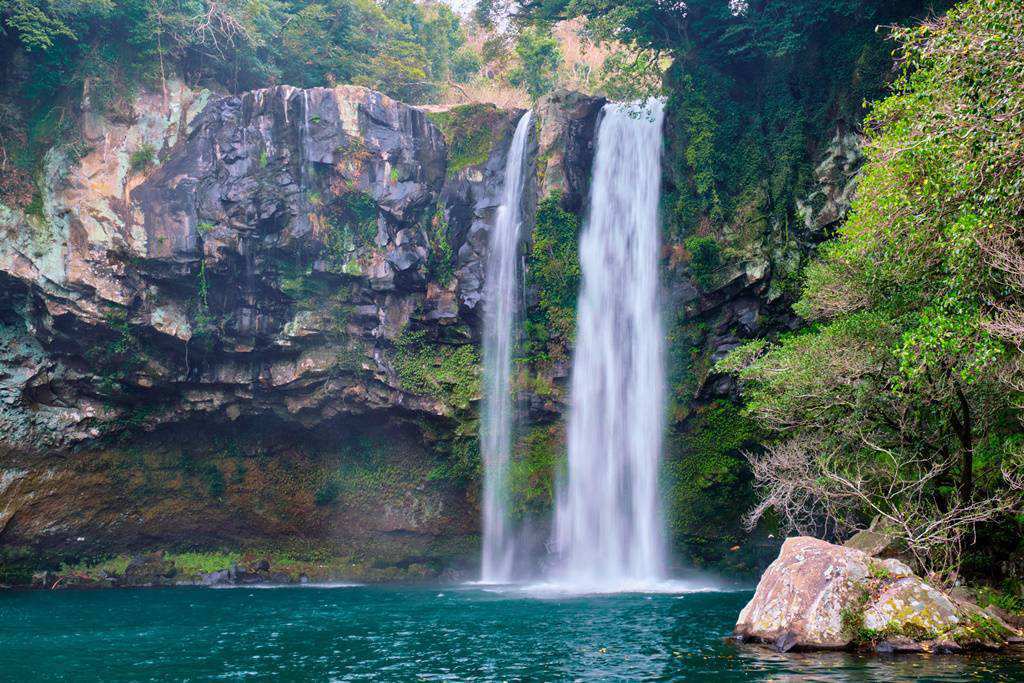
[
  {"xmin": 0, "ymin": 80, "xmax": 608, "ymax": 578},
  {"xmin": 0, "ymin": 67, "xmax": 862, "ymax": 579},
  {"xmin": 2, "ymin": 83, "xmax": 465, "ymax": 448}
]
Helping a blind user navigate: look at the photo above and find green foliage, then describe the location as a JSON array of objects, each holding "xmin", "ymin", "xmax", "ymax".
[
  {"xmin": 191, "ymin": 260, "xmax": 218, "ymax": 351},
  {"xmin": 323, "ymin": 191, "xmax": 378, "ymax": 274},
  {"xmin": 719, "ymin": 0, "xmax": 1024, "ymax": 579},
  {"xmin": 524, "ymin": 192, "xmax": 581, "ymax": 363},
  {"xmin": 530, "ymin": 1, "xmax": 952, "ymax": 246},
  {"xmin": 128, "ymin": 143, "xmax": 156, "ymax": 173},
  {"xmin": 507, "ymin": 26, "xmax": 561, "ymax": 101},
  {"xmin": 977, "ymin": 584, "xmax": 1024, "ymax": 615},
  {"xmin": 393, "ymin": 329, "xmax": 480, "ymax": 411},
  {"xmin": 664, "ymin": 316, "xmax": 709, "ymax": 423},
  {"xmin": 428, "ymin": 425, "xmax": 481, "ymax": 484},
  {"xmin": 86, "ymin": 308, "xmax": 144, "ymax": 394},
  {"xmin": 314, "ymin": 477, "xmax": 341, "ymax": 506},
  {"xmin": 198, "ymin": 462, "xmax": 226, "ymax": 498},
  {"xmin": 508, "ymin": 425, "xmax": 562, "ymax": 519},
  {"xmin": 426, "ymin": 208, "xmax": 454, "ymax": 286},
  {"xmin": 165, "ymin": 551, "xmax": 242, "ymax": 576},
  {"xmin": 1, "ymin": 0, "xmax": 76, "ymax": 52},
  {"xmin": 665, "ymin": 400, "xmax": 760, "ymax": 540},
  {"xmin": 61, "ymin": 554, "xmax": 131, "ymax": 578},
  {"xmin": 682, "ymin": 235, "xmax": 720, "ymax": 289},
  {"xmin": 951, "ymin": 613, "xmax": 1014, "ymax": 645},
  {"xmin": 427, "ymin": 104, "xmax": 507, "ymax": 177}
]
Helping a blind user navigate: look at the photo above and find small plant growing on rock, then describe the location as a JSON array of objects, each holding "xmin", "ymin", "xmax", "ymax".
[
  {"xmin": 129, "ymin": 143, "xmax": 156, "ymax": 173},
  {"xmin": 868, "ymin": 561, "xmax": 893, "ymax": 580}
]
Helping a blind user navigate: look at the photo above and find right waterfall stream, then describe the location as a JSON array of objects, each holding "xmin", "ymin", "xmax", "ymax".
[{"xmin": 551, "ymin": 100, "xmax": 668, "ymax": 591}]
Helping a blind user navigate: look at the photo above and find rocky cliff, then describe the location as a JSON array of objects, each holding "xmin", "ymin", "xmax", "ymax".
[
  {"xmin": 0, "ymin": 65, "xmax": 866, "ymax": 582},
  {"xmin": 0, "ymin": 79, "xmax": 610, "ymax": 581}
]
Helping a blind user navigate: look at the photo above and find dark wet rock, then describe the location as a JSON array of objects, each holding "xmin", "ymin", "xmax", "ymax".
[
  {"xmin": 201, "ymin": 569, "xmax": 233, "ymax": 587},
  {"xmin": 121, "ymin": 552, "xmax": 177, "ymax": 585},
  {"xmin": 773, "ymin": 632, "xmax": 799, "ymax": 653}
]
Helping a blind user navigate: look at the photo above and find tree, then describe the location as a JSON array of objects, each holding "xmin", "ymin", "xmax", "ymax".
[
  {"xmin": 507, "ymin": 25, "xmax": 561, "ymax": 100},
  {"xmin": 720, "ymin": 0, "xmax": 1024, "ymax": 583}
]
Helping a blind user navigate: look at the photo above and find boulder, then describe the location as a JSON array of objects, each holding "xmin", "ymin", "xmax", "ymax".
[
  {"xmin": 734, "ymin": 536, "xmax": 1021, "ymax": 652},
  {"xmin": 843, "ymin": 528, "xmax": 896, "ymax": 557},
  {"xmin": 843, "ymin": 517, "xmax": 917, "ymax": 571},
  {"xmin": 734, "ymin": 536, "xmax": 870, "ymax": 649},
  {"xmin": 121, "ymin": 551, "xmax": 177, "ymax": 585}
]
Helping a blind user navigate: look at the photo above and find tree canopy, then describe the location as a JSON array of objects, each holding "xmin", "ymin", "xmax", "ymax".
[
  {"xmin": 0, "ymin": 0, "xmax": 481, "ymax": 202},
  {"xmin": 720, "ymin": 0, "xmax": 1024, "ymax": 581}
]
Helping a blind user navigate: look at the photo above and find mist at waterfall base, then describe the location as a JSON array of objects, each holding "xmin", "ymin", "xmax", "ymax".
[{"xmin": 477, "ymin": 101, "xmax": 719, "ymax": 594}]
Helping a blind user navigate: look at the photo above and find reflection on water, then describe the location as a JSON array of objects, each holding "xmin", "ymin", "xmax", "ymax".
[
  {"xmin": 0, "ymin": 586, "xmax": 1020, "ymax": 681},
  {"xmin": 732, "ymin": 645, "xmax": 1024, "ymax": 682}
]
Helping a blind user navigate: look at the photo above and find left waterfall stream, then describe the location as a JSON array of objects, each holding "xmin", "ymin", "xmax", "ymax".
[{"xmin": 480, "ymin": 110, "xmax": 534, "ymax": 583}]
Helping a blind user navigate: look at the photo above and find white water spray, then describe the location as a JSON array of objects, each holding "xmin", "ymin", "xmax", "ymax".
[
  {"xmin": 480, "ymin": 111, "xmax": 533, "ymax": 583},
  {"xmin": 551, "ymin": 100, "xmax": 667, "ymax": 590}
]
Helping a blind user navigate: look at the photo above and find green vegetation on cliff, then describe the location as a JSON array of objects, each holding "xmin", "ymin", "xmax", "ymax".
[
  {"xmin": 427, "ymin": 104, "xmax": 511, "ymax": 177},
  {"xmin": 720, "ymin": 0, "xmax": 1024, "ymax": 581},
  {"xmin": 524, "ymin": 192, "xmax": 581, "ymax": 363},
  {"xmin": 393, "ymin": 329, "xmax": 480, "ymax": 411}
]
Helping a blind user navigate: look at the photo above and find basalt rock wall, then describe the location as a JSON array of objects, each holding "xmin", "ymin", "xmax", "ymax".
[{"xmin": 0, "ymin": 81, "xmax": 606, "ymax": 579}]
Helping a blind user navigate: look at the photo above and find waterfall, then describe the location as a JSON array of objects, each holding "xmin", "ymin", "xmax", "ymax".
[
  {"xmin": 552, "ymin": 100, "xmax": 667, "ymax": 590},
  {"xmin": 480, "ymin": 111, "xmax": 533, "ymax": 583}
]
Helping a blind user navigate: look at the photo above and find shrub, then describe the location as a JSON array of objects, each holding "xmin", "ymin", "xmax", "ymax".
[
  {"xmin": 683, "ymin": 235, "xmax": 721, "ymax": 289},
  {"xmin": 129, "ymin": 144, "xmax": 156, "ymax": 172}
]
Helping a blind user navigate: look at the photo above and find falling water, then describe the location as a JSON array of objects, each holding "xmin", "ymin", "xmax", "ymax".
[
  {"xmin": 480, "ymin": 111, "xmax": 533, "ymax": 583},
  {"xmin": 552, "ymin": 100, "xmax": 667, "ymax": 590}
]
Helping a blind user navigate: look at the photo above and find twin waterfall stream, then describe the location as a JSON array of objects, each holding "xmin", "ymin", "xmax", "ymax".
[
  {"xmin": 480, "ymin": 111, "xmax": 534, "ymax": 583},
  {"xmin": 481, "ymin": 102, "xmax": 668, "ymax": 590}
]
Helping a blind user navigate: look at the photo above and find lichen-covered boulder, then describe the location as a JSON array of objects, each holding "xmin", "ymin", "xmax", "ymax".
[
  {"xmin": 733, "ymin": 536, "xmax": 1019, "ymax": 655},
  {"xmin": 862, "ymin": 576, "xmax": 959, "ymax": 634},
  {"xmin": 735, "ymin": 536, "xmax": 1021, "ymax": 652},
  {"xmin": 734, "ymin": 536, "xmax": 870, "ymax": 649}
]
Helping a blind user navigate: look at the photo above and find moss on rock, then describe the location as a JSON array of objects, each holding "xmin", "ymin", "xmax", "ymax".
[{"xmin": 428, "ymin": 104, "xmax": 510, "ymax": 177}]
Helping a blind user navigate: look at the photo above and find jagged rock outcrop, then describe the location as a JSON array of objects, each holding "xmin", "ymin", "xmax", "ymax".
[
  {"xmin": 0, "ymin": 82, "xmax": 601, "ymax": 577},
  {"xmin": 535, "ymin": 90, "xmax": 605, "ymax": 213},
  {"xmin": 734, "ymin": 537, "xmax": 1021, "ymax": 653},
  {"xmin": 0, "ymin": 83, "xmax": 474, "ymax": 453}
]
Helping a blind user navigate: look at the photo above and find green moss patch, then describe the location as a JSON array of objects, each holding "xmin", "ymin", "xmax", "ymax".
[
  {"xmin": 428, "ymin": 104, "xmax": 508, "ymax": 177},
  {"xmin": 393, "ymin": 330, "xmax": 480, "ymax": 411},
  {"xmin": 523, "ymin": 192, "xmax": 581, "ymax": 364}
]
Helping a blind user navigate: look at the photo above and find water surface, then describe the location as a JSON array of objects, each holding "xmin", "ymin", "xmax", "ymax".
[{"xmin": 2, "ymin": 586, "xmax": 1021, "ymax": 680}]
